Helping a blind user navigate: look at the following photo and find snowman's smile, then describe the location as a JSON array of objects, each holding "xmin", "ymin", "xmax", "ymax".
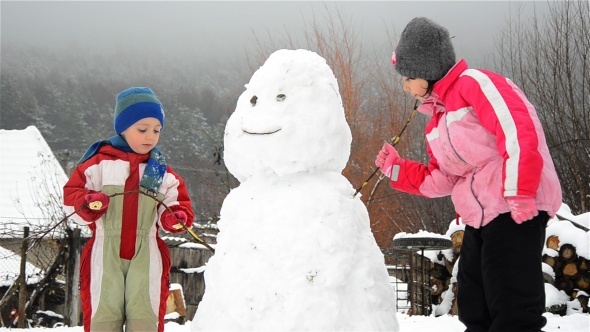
[{"xmin": 242, "ymin": 128, "xmax": 282, "ymax": 135}]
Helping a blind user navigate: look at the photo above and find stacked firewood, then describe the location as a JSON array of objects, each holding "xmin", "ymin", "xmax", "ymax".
[
  {"xmin": 543, "ymin": 235, "xmax": 590, "ymax": 313},
  {"xmin": 429, "ymin": 230, "xmax": 463, "ymax": 315},
  {"xmin": 428, "ymin": 228, "xmax": 589, "ymax": 315}
]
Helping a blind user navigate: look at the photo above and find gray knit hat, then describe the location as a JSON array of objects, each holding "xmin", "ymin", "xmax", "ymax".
[{"xmin": 392, "ymin": 17, "xmax": 456, "ymax": 81}]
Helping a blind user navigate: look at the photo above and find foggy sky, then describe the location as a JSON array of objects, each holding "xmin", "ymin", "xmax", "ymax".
[{"xmin": 2, "ymin": 1, "xmax": 549, "ymax": 67}]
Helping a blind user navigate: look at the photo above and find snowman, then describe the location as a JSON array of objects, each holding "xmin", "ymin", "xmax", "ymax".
[{"xmin": 191, "ymin": 49, "xmax": 398, "ymax": 331}]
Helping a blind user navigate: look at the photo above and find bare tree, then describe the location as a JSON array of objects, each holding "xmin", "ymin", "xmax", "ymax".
[{"xmin": 494, "ymin": 0, "xmax": 590, "ymax": 213}]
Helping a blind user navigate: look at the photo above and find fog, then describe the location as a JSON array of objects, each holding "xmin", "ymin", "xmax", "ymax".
[{"xmin": 2, "ymin": 1, "xmax": 549, "ymax": 67}]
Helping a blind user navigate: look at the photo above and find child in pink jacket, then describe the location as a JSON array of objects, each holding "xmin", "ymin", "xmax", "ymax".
[{"xmin": 375, "ymin": 17, "xmax": 561, "ymax": 332}]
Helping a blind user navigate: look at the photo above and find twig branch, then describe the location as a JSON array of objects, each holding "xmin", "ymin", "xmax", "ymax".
[{"xmin": 53, "ymin": 190, "xmax": 215, "ymax": 253}]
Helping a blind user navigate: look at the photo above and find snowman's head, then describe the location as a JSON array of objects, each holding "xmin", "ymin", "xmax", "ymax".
[{"xmin": 224, "ymin": 49, "xmax": 352, "ymax": 182}]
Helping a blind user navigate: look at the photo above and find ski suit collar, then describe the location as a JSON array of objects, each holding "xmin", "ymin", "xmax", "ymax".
[
  {"xmin": 416, "ymin": 59, "xmax": 468, "ymax": 117},
  {"xmin": 432, "ymin": 59, "xmax": 468, "ymax": 100},
  {"xmin": 77, "ymin": 136, "xmax": 167, "ymax": 195}
]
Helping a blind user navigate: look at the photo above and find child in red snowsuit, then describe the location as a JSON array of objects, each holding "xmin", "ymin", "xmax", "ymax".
[{"xmin": 63, "ymin": 87, "xmax": 194, "ymax": 332}]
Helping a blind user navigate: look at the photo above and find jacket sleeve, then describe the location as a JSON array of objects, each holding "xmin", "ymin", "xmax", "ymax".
[
  {"xmin": 63, "ymin": 159, "xmax": 107, "ymax": 224},
  {"xmin": 457, "ymin": 69, "xmax": 543, "ymax": 198},
  {"xmin": 158, "ymin": 166, "xmax": 195, "ymax": 232},
  {"xmin": 389, "ymin": 143, "xmax": 459, "ymax": 198}
]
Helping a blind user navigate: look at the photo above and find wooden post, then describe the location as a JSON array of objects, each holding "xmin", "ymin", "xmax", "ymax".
[
  {"xmin": 64, "ymin": 228, "xmax": 82, "ymax": 326},
  {"xmin": 420, "ymin": 248, "xmax": 426, "ymax": 315},
  {"xmin": 18, "ymin": 226, "xmax": 29, "ymax": 328}
]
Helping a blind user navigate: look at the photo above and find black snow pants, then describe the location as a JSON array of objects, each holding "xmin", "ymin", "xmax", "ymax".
[{"xmin": 457, "ymin": 211, "xmax": 549, "ymax": 332}]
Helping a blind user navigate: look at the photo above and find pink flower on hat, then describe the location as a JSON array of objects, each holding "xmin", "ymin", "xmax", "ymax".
[{"xmin": 391, "ymin": 52, "xmax": 397, "ymax": 66}]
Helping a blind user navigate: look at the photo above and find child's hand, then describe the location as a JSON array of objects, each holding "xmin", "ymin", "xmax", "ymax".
[
  {"xmin": 85, "ymin": 192, "xmax": 110, "ymax": 211},
  {"xmin": 506, "ymin": 196, "xmax": 538, "ymax": 224},
  {"xmin": 161, "ymin": 210, "xmax": 190, "ymax": 233},
  {"xmin": 375, "ymin": 143, "xmax": 401, "ymax": 179}
]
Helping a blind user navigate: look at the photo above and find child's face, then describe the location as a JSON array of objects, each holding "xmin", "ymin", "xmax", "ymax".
[
  {"xmin": 402, "ymin": 77, "xmax": 429, "ymax": 101},
  {"xmin": 121, "ymin": 117, "xmax": 162, "ymax": 154}
]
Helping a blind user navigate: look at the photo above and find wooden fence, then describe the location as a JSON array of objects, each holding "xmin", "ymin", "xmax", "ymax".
[{"xmin": 168, "ymin": 245, "xmax": 214, "ymax": 320}]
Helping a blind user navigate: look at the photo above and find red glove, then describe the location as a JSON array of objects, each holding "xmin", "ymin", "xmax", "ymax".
[
  {"xmin": 161, "ymin": 210, "xmax": 189, "ymax": 233},
  {"xmin": 506, "ymin": 196, "xmax": 538, "ymax": 224},
  {"xmin": 375, "ymin": 143, "xmax": 401, "ymax": 179},
  {"xmin": 85, "ymin": 192, "xmax": 109, "ymax": 211}
]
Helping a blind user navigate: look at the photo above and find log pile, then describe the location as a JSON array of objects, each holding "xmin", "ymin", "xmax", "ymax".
[
  {"xmin": 429, "ymin": 230, "xmax": 462, "ymax": 316},
  {"xmin": 542, "ymin": 235, "xmax": 590, "ymax": 313},
  {"xmin": 428, "ymin": 229, "xmax": 589, "ymax": 316}
]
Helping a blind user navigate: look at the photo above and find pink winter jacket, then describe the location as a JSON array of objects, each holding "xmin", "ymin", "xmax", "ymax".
[{"xmin": 389, "ymin": 59, "xmax": 562, "ymax": 228}]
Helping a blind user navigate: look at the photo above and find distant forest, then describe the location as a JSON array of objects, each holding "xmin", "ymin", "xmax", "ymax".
[{"xmin": 1, "ymin": 45, "xmax": 243, "ymax": 223}]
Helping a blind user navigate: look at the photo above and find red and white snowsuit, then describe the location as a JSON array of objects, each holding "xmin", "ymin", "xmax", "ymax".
[
  {"xmin": 388, "ymin": 59, "xmax": 562, "ymax": 227},
  {"xmin": 63, "ymin": 145, "xmax": 194, "ymax": 332}
]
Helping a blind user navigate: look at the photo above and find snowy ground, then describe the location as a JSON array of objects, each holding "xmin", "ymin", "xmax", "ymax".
[{"xmin": 1, "ymin": 313, "xmax": 587, "ymax": 332}]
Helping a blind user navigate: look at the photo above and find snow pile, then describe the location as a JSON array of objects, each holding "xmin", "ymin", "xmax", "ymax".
[{"xmin": 191, "ymin": 49, "xmax": 398, "ymax": 331}]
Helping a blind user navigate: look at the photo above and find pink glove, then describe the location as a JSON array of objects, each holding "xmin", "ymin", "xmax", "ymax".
[
  {"xmin": 161, "ymin": 210, "xmax": 189, "ymax": 233},
  {"xmin": 375, "ymin": 143, "xmax": 401, "ymax": 178},
  {"xmin": 506, "ymin": 196, "xmax": 538, "ymax": 224},
  {"xmin": 85, "ymin": 192, "xmax": 109, "ymax": 211}
]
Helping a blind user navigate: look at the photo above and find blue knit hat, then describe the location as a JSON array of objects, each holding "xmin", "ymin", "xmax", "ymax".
[{"xmin": 114, "ymin": 87, "xmax": 165, "ymax": 135}]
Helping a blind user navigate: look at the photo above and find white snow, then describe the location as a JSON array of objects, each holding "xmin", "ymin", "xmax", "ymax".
[
  {"xmin": 0, "ymin": 126, "xmax": 69, "ymax": 237},
  {"xmin": 542, "ymin": 262, "xmax": 555, "ymax": 279},
  {"xmin": 0, "ymin": 313, "xmax": 588, "ymax": 332},
  {"xmin": 0, "ymin": 246, "xmax": 43, "ymax": 286},
  {"xmin": 35, "ymin": 310, "xmax": 63, "ymax": 319},
  {"xmin": 557, "ymin": 203, "xmax": 590, "ymax": 229},
  {"xmin": 547, "ymin": 204, "xmax": 590, "ymax": 259},
  {"xmin": 545, "ymin": 283, "xmax": 571, "ymax": 308},
  {"xmin": 393, "ymin": 230, "xmax": 450, "ymax": 240}
]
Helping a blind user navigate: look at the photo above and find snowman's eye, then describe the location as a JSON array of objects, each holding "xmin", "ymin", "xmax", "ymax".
[
  {"xmin": 250, "ymin": 95, "xmax": 257, "ymax": 106},
  {"xmin": 276, "ymin": 94, "xmax": 286, "ymax": 102}
]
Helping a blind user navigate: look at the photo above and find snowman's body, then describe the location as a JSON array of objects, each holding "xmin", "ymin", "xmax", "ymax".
[{"xmin": 192, "ymin": 49, "xmax": 398, "ymax": 331}]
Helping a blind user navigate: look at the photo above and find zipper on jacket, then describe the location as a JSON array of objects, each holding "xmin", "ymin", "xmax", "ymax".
[
  {"xmin": 443, "ymin": 107, "xmax": 485, "ymax": 225},
  {"xmin": 468, "ymin": 170, "xmax": 485, "ymax": 225}
]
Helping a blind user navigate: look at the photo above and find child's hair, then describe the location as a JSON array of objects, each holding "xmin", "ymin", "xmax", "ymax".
[
  {"xmin": 425, "ymin": 80, "xmax": 437, "ymax": 98},
  {"xmin": 114, "ymin": 87, "xmax": 165, "ymax": 135},
  {"xmin": 393, "ymin": 17, "xmax": 456, "ymax": 82}
]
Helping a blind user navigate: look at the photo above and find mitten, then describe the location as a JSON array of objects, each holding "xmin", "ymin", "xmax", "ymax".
[
  {"xmin": 506, "ymin": 196, "xmax": 538, "ymax": 224},
  {"xmin": 375, "ymin": 143, "xmax": 401, "ymax": 179},
  {"xmin": 85, "ymin": 192, "xmax": 109, "ymax": 211},
  {"xmin": 161, "ymin": 210, "xmax": 188, "ymax": 233}
]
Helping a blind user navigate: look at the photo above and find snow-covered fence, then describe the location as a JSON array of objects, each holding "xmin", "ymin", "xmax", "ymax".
[
  {"xmin": 0, "ymin": 227, "xmax": 42, "ymax": 327},
  {"xmin": 385, "ymin": 245, "xmax": 445, "ymax": 316},
  {"xmin": 391, "ymin": 233, "xmax": 454, "ymax": 316},
  {"xmin": 0, "ymin": 227, "xmax": 81, "ymax": 327}
]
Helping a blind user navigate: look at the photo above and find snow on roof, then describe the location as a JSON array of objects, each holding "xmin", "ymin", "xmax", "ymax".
[
  {"xmin": 0, "ymin": 126, "xmax": 68, "ymax": 238},
  {"xmin": 0, "ymin": 246, "xmax": 44, "ymax": 286}
]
